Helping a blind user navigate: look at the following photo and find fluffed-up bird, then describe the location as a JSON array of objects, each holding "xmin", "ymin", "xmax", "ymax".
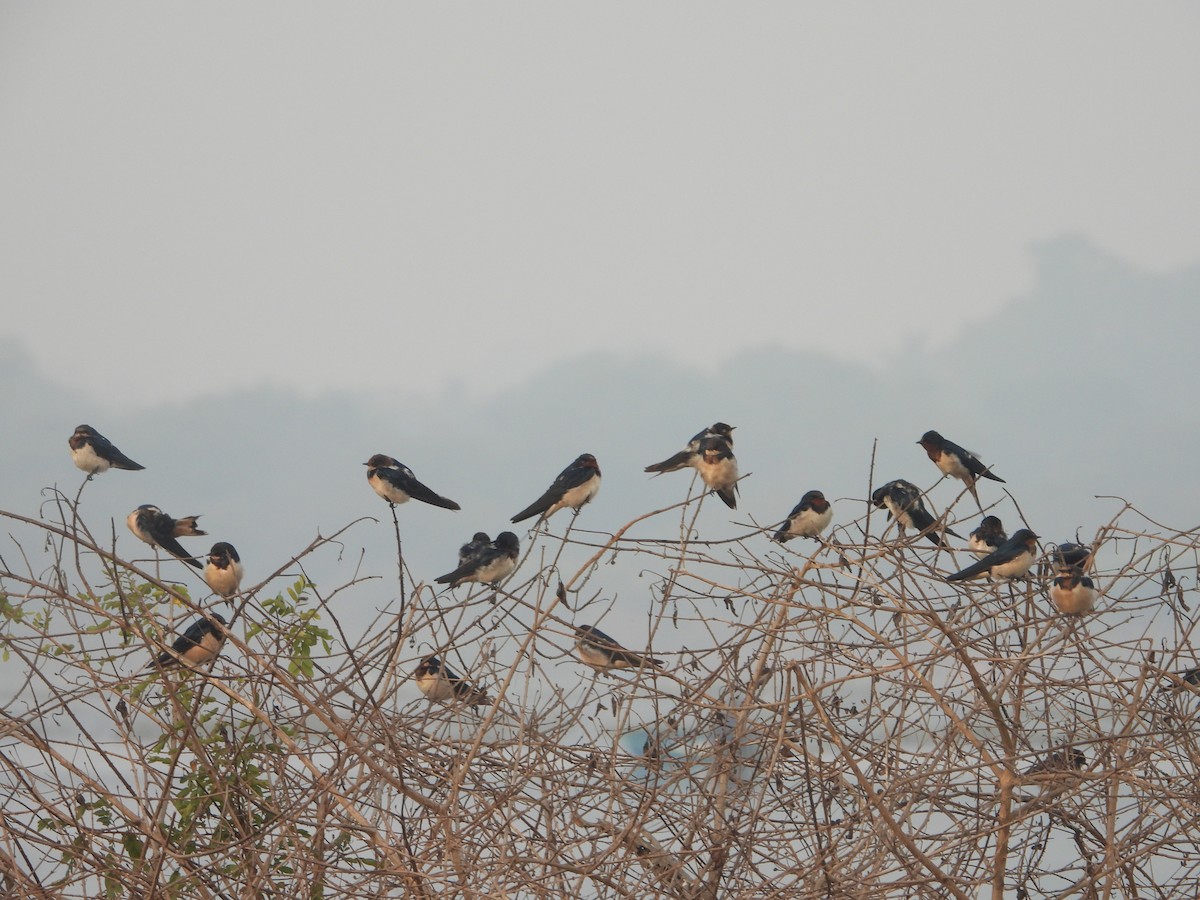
[
  {"xmin": 511, "ymin": 454, "xmax": 601, "ymax": 523},
  {"xmin": 1048, "ymin": 564, "xmax": 1096, "ymax": 615},
  {"xmin": 69, "ymin": 424, "xmax": 144, "ymax": 476},
  {"xmin": 414, "ymin": 655, "xmax": 490, "ymax": 706},
  {"xmin": 147, "ymin": 613, "xmax": 227, "ymax": 669},
  {"xmin": 772, "ymin": 490, "xmax": 833, "ymax": 543},
  {"xmin": 968, "ymin": 516, "xmax": 1007, "ymax": 557},
  {"xmin": 871, "ymin": 479, "xmax": 959, "ymax": 547},
  {"xmin": 127, "ymin": 505, "xmax": 206, "ymax": 569},
  {"xmin": 917, "ymin": 430, "xmax": 1005, "ymax": 506},
  {"xmin": 204, "ymin": 542, "xmax": 244, "ymax": 599},
  {"xmin": 645, "ymin": 422, "xmax": 738, "ymax": 509},
  {"xmin": 575, "ymin": 624, "xmax": 663, "ymax": 672},
  {"xmin": 946, "ymin": 529, "xmax": 1039, "ymax": 581},
  {"xmin": 435, "ymin": 531, "xmax": 519, "ymax": 587}
]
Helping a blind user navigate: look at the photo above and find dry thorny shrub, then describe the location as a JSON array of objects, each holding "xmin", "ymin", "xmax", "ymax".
[{"xmin": 0, "ymin": 477, "xmax": 1198, "ymax": 899}]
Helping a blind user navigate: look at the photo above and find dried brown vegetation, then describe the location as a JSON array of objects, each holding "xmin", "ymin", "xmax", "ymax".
[{"xmin": 1, "ymin": 480, "xmax": 1198, "ymax": 899}]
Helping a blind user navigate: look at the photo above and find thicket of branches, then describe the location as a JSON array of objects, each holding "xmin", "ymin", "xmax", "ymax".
[{"xmin": 1, "ymin": 476, "xmax": 1198, "ymax": 899}]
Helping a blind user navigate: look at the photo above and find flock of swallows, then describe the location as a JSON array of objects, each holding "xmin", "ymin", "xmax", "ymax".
[{"xmin": 68, "ymin": 419, "xmax": 1130, "ymax": 707}]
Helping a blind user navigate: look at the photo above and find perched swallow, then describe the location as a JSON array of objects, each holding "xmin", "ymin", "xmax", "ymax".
[
  {"xmin": 68, "ymin": 424, "xmax": 144, "ymax": 476},
  {"xmin": 772, "ymin": 490, "xmax": 833, "ymax": 543},
  {"xmin": 458, "ymin": 532, "xmax": 492, "ymax": 564},
  {"xmin": 1023, "ymin": 747, "xmax": 1087, "ymax": 777},
  {"xmin": 1048, "ymin": 565, "xmax": 1096, "ymax": 615},
  {"xmin": 435, "ymin": 531, "xmax": 520, "ymax": 587},
  {"xmin": 946, "ymin": 529, "xmax": 1039, "ymax": 582},
  {"xmin": 574, "ymin": 625, "xmax": 663, "ymax": 672},
  {"xmin": 968, "ymin": 516, "xmax": 1008, "ymax": 557},
  {"xmin": 148, "ymin": 613, "xmax": 226, "ymax": 669},
  {"xmin": 127, "ymin": 505, "xmax": 206, "ymax": 569},
  {"xmin": 511, "ymin": 454, "xmax": 601, "ymax": 523},
  {"xmin": 413, "ymin": 655, "xmax": 490, "ymax": 706},
  {"xmin": 917, "ymin": 430, "xmax": 1005, "ymax": 506},
  {"xmin": 204, "ymin": 542, "xmax": 244, "ymax": 599},
  {"xmin": 644, "ymin": 422, "xmax": 738, "ymax": 509},
  {"xmin": 364, "ymin": 454, "xmax": 461, "ymax": 510},
  {"xmin": 870, "ymin": 479, "xmax": 960, "ymax": 546},
  {"xmin": 644, "ymin": 422, "xmax": 735, "ymax": 472},
  {"xmin": 1052, "ymin": 542, "xmax": 1092, "ymax": 571}
]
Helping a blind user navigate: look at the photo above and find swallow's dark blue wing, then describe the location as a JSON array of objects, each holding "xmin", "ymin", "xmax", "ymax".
[
  {"xmin": 381, "ymin": 466, "xmax": 461, "ymax": 510},
  {"xmin": 945, "ymin": 438, "xmax": 1005, "ymax": 483},
  {"xmin": 644, "ymin": 450, "xmax": 694, "ymax": 475},
  {"xmin": 947, "ymin": 537, "xmax": 1022, "ymax": 581},
  {"xmin": 435, "ymin": 546, "xmax": 502, "ymax": 585},
  {"xmin": 512, "ymin": 458, "xmax": 597, "ymax": 522}
]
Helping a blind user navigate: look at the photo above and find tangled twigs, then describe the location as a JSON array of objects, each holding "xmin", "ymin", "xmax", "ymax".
[{"xmin": 0, "ymin": 495, "xmax": 1198, "ymax": 897}]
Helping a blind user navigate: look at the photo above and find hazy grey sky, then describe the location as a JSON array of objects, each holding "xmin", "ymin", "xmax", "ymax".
[{"xmin": 2, "ymin": 4, "xmax": 1197, "ymax": 406}]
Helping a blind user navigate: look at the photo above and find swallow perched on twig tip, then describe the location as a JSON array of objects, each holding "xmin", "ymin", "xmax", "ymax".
[
  {"xmin": 645, "ymin": 422, "xmax": 739, "ymax": 509},
  {"xmin": 364, "ymin": 454, "xmax": 460, "ymax": 510},
  {"xmin": 511, "ymin": 454, "xmax": 601, "ymax": 524},
  {"xmin": 772, "ymin": 490, "xmax": 833, "ymax": 543},
  {"xmin": 69, "ymin": 425, "xmax": 144, "ymax": 476},
  {"xmin": 917, "ymin": 430, "xmax": 1005, "ymax": 506}
]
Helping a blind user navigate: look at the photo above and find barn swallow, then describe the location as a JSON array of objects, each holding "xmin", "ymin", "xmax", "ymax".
[
  {"xmin": 147, "ymin": 613, "xmax": 226, "ymax": 669},
  {"xmin": 364, "ymin": 454, "xmax": 461, "ymax": 510},
  {"xmin": 574, "ymin": 625, "xmax": 663, "ymax": 672},
  {"xmin": 917, "ymin": 430, "xmax": 1005, "ymax": 506},
  {"xmin": 1048, "ymin": 565, "xmax": 1096, "ymax": 615},
  {"xmin": 458, "ymin": 532, "xmax": 491, "ymax": 564},
  {"xmin": 645, "ymin": 422, "xmax": 735, "ymax": 472},
  {"xmin": 968, "ymin": 516, "xmax": 1007, "ymax": 557},
  {"xmin": 1052, "ymin": 542, "xmax": 1092, "ymax": 571},
  {"xmin": 1023, "ymin": 747, "xmax": 1087, "ymax": 777},
  {"xmin": 511, "ymin": 454, "xmax": 601, "ymax": 523},
  {"xmin": 204, "ymin": 542, "xmax": 243, "ymax": 599},
  {"xmin": 435, "ymin": 531, "xmax": 519, "ymax": 587},
  {"xmin": 127, "ymin": 505, "xmax": 206, "ymax": 569},
  {"xmin": 68, "ymin": 424, "xmax": 144, "ymax": 476},
  {"xmin": 946, "ymin": 529, "xmax": 1039, "ymax": 581},
  {"xmin": 413, "ymin": 655, "xmax": 490, "ymax": 706},
  {"xmin": 870, "ymin": 479, "xmax": 959, "ymax": 546},
  {"xmin": 772, "ymin": 490, "xmax": 833, "ymax": 543},
  {"xmin": 645, "ymin": 423, "xmax": 738, "ymax": 508}
]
